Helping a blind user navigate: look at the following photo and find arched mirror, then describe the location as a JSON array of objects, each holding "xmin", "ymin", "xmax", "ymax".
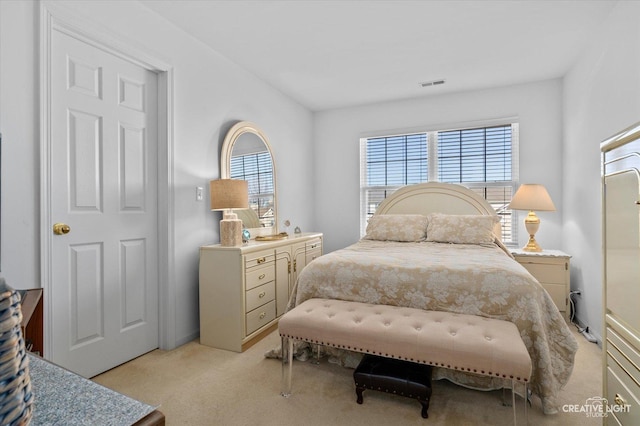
[{"xmin": 220, "ymin": 121, "xmax": 277, "ymax": 238}]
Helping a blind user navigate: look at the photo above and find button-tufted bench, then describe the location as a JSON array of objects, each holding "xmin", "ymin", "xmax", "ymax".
[{"xmin": 279, "ymin": 298, "xmax": 532, "ymax": 424}]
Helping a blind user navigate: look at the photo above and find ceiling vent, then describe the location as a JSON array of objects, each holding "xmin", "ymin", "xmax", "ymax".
[{"xmin": 420, "ymin": 79, "xmax": 446, "ymax": 88}]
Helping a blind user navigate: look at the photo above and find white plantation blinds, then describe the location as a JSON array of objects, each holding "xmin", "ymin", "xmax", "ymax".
[{"xmin": 360, "ymin": 123, "xmax": 518, "ymax": 243}]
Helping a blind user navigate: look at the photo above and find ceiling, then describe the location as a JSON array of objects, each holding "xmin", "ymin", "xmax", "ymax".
[{"xmin": 140, "ymin": 0, "xmax": 617, "ymax": 111}]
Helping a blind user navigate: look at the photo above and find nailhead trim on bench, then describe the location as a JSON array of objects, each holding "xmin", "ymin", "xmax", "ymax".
[
  {"xmin": 279, "ymin": 333, "xmax": 528, "ymax": 381},
  {"xmin": 279, "ymin": 298, "xmax": 531, "ymax": 383},
  {"xmin": 280, "ymin": 298, "xmax": 531, "ymax": 425}
]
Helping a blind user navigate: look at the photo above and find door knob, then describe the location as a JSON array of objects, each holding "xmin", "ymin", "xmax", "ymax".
[{"xmin": 53, "ymin": 223, "xmax": 71, "ymax": 235}]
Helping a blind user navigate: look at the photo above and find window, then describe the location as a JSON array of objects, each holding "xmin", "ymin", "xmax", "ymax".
[{"xmin": 360, "ymin": 123, "xmax": 519, "ymax": 244}]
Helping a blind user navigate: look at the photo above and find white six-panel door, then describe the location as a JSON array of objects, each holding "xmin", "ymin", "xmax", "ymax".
[{"xmin": 49, "ymin": 27, "xmax": 159, "ymax": 377}]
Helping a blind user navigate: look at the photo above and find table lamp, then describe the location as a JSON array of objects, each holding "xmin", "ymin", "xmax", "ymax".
[
  {"xmin": 508, "ymin": 184, "xmax": 556, "ymax": 252},
  {"xmin": 210, "ymin": 179, "xmax": 249, "ymax": 247}
]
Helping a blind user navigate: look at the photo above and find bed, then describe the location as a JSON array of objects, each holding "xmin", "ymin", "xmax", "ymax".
[{"xmin": 280, "ymin": 183, "xmax": 577, "ymax": 414}]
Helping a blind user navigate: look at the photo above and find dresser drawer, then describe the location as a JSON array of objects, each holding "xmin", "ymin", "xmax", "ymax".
[
  {"xmin": 607, "ymin": 328, "xmax": 640, "ymax": 383},
  {"xmin": 245, "ymin": 250, "xmax": 275, "ymax": 269},
  {"xmin": 306, "ymin": 238, "xmax": 322, "ymax": 251},
  {"xmin": 606, "ymin": 326, "xmax": 640, "ymax": 425},
  {"xmin": 305, "ymin": 238, "xmax": 322, "ymax": 264},
  {"xmin": 606, "ymin": 360, "xmax": 639, "ymax": 425},
  {"xmin": 307, "ymin": 246, "xmax": 322, "ymax": 262},
  {"xmin": 245, "ymin": 264, "xmax": 275, "ymax": 291},
  {"xmin": 246, "ymin": 281, "xmax": 275, "ymax": 313},
  {"xmin": 246, "ymin": 300, "xmax": 276, "ymax": 335},
  {"xmin": 518, "ymin": 262, "xmax": 565, "ymax": 284},
  {"xmin": 542, "ymin": 283, "xmax": 566, "ymax": 313}
]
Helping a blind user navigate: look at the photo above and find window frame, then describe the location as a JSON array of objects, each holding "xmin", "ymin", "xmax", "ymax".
[{"xmin": 359, "ymin": 120, "xmax": 519, "ymax": 244}]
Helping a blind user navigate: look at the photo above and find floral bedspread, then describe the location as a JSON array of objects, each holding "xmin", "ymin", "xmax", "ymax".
[{"xmin": 287, "ymin": 239, "xmax": 578, "ymax": 414}]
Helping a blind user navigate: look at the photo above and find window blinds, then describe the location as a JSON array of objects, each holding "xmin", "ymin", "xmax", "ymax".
[
  {"xmin": 360, "ymin": 123, "xmax": 518, "ymax": 243},
  {"xmin": 437, "ymin": 126, "xmax": 511, "ymax": 183},
  {"xmin": 230, "ymin": 152, "xmax": 274, "ymax": 222}
]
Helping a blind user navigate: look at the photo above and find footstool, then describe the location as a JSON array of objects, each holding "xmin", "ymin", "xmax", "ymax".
[{"xmin": 353, "ymin": 354, "xmax": 432, "ymax": 418}]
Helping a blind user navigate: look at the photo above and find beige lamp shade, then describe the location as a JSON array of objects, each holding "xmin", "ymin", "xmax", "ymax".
[
  {"xmin": 210, "ymin": 179, "xmax": 249, "ymax": 247},
  {"xmin": 508, "ymin": 184, "xmax": 556, "ymax": 252},
  {"xmin": 508, "ymin": 184, "xmax": 556, "ymax": 212},
  {"xmin": 210, "ymin": 179, "xmax": 249, "ymax": 211}
]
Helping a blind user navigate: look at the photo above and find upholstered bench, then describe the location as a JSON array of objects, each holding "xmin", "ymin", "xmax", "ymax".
[
  {"xmin": 354, "ymin": 354, "xmax": 432, "ymax": 418},
  {"xmin": 278, "ymin": 298, "xmax": 532, "ymax": 424}
]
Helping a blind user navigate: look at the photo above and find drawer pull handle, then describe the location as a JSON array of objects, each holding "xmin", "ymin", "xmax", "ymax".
[
  {"xmin": 258, "ymin": 291, "xmax": 266, "ymax": 298},
  {"xmin": 614, "ymin": 394, "xmax": 627, "ymax": 406},
  {"xmin": 257, "ymin": 257, "xmax": 266, "ymax": 264},
  {"xmin": 310, "ymin": 244, "xmax": 318, "ymax": 249},
  {"xmin": 258, "ymin": 274, "xmax": 266, "ymax": 280},
  {"xmin": 259, "ymin": 312, "xmax": 266, "ymax": 319}
]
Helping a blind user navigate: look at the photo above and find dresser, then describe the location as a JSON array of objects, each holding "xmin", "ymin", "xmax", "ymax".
[
  {"xmin": 511, "ymin": 249, "xmax": 571, "ymax": 322},
  {"xmin": 199, "ymin": 232, "xmax": 322, "ymax": 352},
  {"xmin": 601, "ymin": 123, "xmax": 640, "ymax": 425}
]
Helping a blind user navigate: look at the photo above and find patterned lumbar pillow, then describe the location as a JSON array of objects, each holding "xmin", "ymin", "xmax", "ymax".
[
  {"xmin": 426, "ymin": 213, "xmax": 499, "ymax": 245},
  {"xmin": 364, "ymin": 214, "xmax": 428, "ymax": 242}
]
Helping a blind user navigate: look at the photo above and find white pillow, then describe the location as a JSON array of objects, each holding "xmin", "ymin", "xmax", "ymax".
[
  {"xmin": 426, "ymin": 213, "xmax": 499, "ymax": 245},
  {"xmin": 364, "ymin": 214, "xmax": 428, "ymax": 242}
]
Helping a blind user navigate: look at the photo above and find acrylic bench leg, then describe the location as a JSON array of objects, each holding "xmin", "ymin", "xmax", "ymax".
[
  {"xmin": 280, "ymin": 337, "xmax": 294, "ymax": 397},
  {"xmin": 510, "ymin": 381, "xmax": 529, "ymax": 426},
  {"xmin": 510, "ymin": 380, "xmax": 529, "ymax": 426},
  {"xmin": 524, "ymin": 383, "xmax": 528, "ymax": 425},
  {"xmin": 512, "ymin": 379, "xmax": 517, "ymax": 425}
]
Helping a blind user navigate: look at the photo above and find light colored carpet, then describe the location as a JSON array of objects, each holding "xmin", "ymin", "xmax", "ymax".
[{"xmin": 93, "ymin": 327, "xmax": 601, "ymax": 425}]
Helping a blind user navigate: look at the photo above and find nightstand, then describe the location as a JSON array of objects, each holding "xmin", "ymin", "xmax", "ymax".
[{"xmin": 511, "ymin": 249, "xmax": 571, "ymax": 322}]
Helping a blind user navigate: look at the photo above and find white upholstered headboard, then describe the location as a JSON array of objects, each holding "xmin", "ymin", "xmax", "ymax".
[
  {"xmin": 375, "ymin": 183, "xmax": 501, "ymax": 236},
  {"xmin": 375, "ymin": 183, "xmax": 496, "ymax": 216}
]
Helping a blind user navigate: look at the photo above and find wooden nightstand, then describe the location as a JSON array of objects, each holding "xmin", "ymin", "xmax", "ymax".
[{"xmin": 511, "ymin": 249, "xmax": 571, "ymax": 322}]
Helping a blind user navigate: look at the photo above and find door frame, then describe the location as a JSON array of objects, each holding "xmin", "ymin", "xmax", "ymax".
[{"xmin": 39, "ymin": 2, "xmax": 176, "ymax": 357}]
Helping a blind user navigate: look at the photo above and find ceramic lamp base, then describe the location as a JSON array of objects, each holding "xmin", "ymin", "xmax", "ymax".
[
  {"xmin": 220, "ymin": 211, "xmax": 243, "ymax": 247},
  {"xmin": 522, "ymin": 210, "xmax": 542, "ymax": 252}
]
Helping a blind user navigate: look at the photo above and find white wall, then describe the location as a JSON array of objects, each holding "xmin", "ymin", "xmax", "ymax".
[
  {"xmin": 0, "ymin": 0, "xmax": 314, "ymax": 348},
  {"xmin": 0, "ymin": 0, "xmax": 40, "ymax": 289},
  {"xmin": 314, "ymin": 80, "xmax": 564, "ymax": 254},
  {"xmin": 2, "ymin": 0, "xmax": 632, "ymax": 352},
  {"xmin": 563, "ymin": 0, "xmax": 640, "ymax": 344}
]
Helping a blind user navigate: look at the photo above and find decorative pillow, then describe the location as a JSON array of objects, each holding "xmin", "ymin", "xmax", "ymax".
[
  {"xmin": 364, "ymin": 214, "xmax": 428, "ymax": 242},
  {"xmin": 426, "ymin": 213, "xmax": 500, "ymax": 245}
]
